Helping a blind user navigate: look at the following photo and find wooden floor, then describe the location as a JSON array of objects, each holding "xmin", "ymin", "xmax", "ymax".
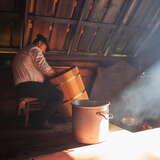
[
  {"xmin": 33, "ymin": 128, "xmax": 160, "ymax": 160},
  {"xmin": 0, "ymin": 116, "xmax": 83, "ymax": 160},
  {"xmin": 0, "ymin": 115, "xmax": 123, "ymax": 160},
  {"xmin": 1, "ymin": 114, "xmax": 160, "ymax": 160}
]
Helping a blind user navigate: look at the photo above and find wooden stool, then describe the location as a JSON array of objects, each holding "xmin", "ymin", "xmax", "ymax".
[{"xmin": 18, "ymin": 97, "xmax": 41, "ymax": 127}]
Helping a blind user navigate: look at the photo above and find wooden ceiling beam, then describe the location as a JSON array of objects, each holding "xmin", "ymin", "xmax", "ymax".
[
  {"xmin": 45, "ymin": 53, "xmax": 129, "ymax": 63},
  {"xmin": 27, "ymin": 14, "xmax": 148, "ymax": 31},
  {"xmin": 28, "ymin": 14, "xmax": 76, "ymax": 25}
]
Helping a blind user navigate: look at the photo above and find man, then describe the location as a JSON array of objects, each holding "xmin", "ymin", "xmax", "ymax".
[{"xmin": 12, "ymin": 34, "xmax": 63, "ymax": 128}]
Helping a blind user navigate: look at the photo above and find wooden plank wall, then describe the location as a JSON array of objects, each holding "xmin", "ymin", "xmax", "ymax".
[
  {"xmin": 0, "ymin": 0, "xmax": 25, "ymax": 49},
  {"xmin": 0, "ymin": 67, "xmax": 17, "ymax": 117}
]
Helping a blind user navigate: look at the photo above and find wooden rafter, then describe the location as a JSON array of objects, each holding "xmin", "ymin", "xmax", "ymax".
[
  {"xmin": 102, "ymin": 0, "xmax": 133, "ymax": 56},
  {"xmin": 28, "ymin": 14, "xmax": 148, "ymax": 30},
  {"xmin": 46, "ymin": 53, "xmax": 129, "ymax": 63},
  {"xmin": 67, "ymin": 0, "xmax": 91, "ymax": 55}
]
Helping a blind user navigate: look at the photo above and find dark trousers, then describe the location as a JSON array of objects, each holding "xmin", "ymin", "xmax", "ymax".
[{"xmin": 15, "ymin": 81, "xmax": 64, "ymax": 124}]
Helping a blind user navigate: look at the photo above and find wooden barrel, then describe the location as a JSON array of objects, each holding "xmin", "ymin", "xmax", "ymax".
[{"xmin": 50, "ymin": 66, "xmax": 89, "ymax": 117}]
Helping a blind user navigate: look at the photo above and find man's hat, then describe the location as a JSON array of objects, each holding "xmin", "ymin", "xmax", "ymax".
[{"xmin": 32, "ymin": 34, "xmax": 50, "ymax": 51}]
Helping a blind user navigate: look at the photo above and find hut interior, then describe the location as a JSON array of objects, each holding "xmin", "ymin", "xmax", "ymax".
[{"xmin": 0, "ymin": 0, "xmax": 160, "ymax": 159}]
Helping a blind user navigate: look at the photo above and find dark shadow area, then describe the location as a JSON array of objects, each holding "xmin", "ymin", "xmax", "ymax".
[{"xmin": 0, "ymin": 116, "xmax": 84, "ymax": 160}]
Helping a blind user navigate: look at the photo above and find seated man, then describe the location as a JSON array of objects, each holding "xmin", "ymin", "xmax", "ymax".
[{"xmin": 12, "ymin": 34, "xmax": 63, "ymax": 128}]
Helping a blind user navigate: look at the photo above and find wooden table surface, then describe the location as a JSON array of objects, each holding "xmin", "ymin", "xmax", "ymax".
[{"xmin": 33, "ymin": 124, "xmax": 160, "ymax": 160}]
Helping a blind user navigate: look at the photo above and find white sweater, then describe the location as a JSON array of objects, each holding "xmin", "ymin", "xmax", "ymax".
[{"xmin": 12, "ymin": 46, "xmax": 52, "ymax": 85}]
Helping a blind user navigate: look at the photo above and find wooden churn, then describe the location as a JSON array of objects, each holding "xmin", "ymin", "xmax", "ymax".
[{"xmin": 50, "ymin": 66, "xmax": 89, "ymax": 117}]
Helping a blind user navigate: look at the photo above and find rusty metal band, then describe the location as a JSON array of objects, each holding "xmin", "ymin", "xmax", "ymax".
[{"xmin": 63, "ymin": 89, "xmax": 87, "ymax": 103}]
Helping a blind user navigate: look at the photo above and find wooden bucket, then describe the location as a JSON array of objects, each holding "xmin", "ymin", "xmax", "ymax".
[{"xmin": 50, "ymin": 66, "xmax": 89, "ymax": 117}]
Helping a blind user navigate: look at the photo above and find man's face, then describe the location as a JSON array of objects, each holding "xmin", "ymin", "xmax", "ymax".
[{"xmin": 37, "ymin": 41, "xmax": 47, "ymax": 54}]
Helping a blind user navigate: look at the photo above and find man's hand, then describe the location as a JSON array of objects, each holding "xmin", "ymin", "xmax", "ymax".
[{"xmin": 46, "ymin": 68, "xmax": 56, "ymax": 77}]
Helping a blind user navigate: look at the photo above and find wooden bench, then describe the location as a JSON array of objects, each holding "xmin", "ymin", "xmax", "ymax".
[{"xmin": 18, "ymin": 97, "xmax": 41, "ymax": 127}]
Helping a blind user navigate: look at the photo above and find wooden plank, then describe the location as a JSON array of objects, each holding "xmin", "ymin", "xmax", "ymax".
[
  {"xmin": 0, "ymin": 48, "xmax": 129, "ymax": 61},
  {"xmin": 102, "ymin": 0, "xmax": 130, "ymax": 55},
  {"xmin": 114, "ymin": 27, "xmax": 133, "ymax": 54},
  {"xmin": 0, "ymin": 22, "xmax": 11, "ymax": 47},
  {"xmin": 130, "ymin": 0, "xmax": 152, "ymax": 26},
  {"xmin": 48, "ymin": 61, "xmax": 98, "ymax": 69},
  {"xmin": 67, "ymin": 0, "xmax": 92, "ymax": 55},
  {"xmin": 45, "ymin": 54, "xmax": 129, "ymax": 63},
  {"xmin": 136, "ymin": 1, "xmax": 160, "ymax": 27},
  {"xmin": 130, "ymin": 9, "xmax": 160, "ymax": 55},
  {"xmin": 121, "ymin": 0, "xmax": 140, "ymax": 25},
  {"xmin": 86, "ymin": 0, "xmax": 111, "ymax": 54},
  {"xmin": 0, "ymin": 0, "xmax": 15, "ymax": 11},
  {"xmin": 113, "ymin": 0, "xmax": 140, "ymax": 54},
  {"xmin": 28, "ymin": 14, "xmax": 76, "ymax": 24},
  {"xmin": 27, "ymin": 14, "xmax": 148, "ymax": 30},
  {"xmin": 88, "ymin": 0, "xmax": 110, "ymax": 22},
  {"xmin": 134, "ymin": 20, "xmax": 160, "ymax": 57},
  {"xmin": 133, "ymin": 1, "xmax": 160, "ymax": 55},
  {"xmin": 31, "ymin": 20, "xmax": 51, "ymax": 42},
  {"xmin": 77, "ymin": 26, "xmax": 97, "ymax": 52},
  {"xmin": 110, "ymin": 26, "xmax": 127, "ymax": 54},
  {"xmin": 63, "ymin": 25, "xmax": 75, "ymax": 51},
  {"xmin": 23, "ymin": 19, "xmax": 33, "ymax": 46},
  {"xmin": 123, "ymin": 0, "xmax": 146, "ymax": 55},
  {"xmin": 110, "ymin": 0, "xmax": 135, "ymax": 55},
  {"xmin": 18, "ymin": 0, "xmax": 26, "ymax": 49},
  {"xmin": 49, "ymin": 0, "xmax": 76, "ymax": 50},
  {"xmin": 50, "ymin": 24, "xmax": 70, "ymax": 50},
  {"xmin": 27, "ymin": 12, "xmax": 148, "ymax": 52},
  {"xmin": 55, "ymin": 0, "xmax": 77, "ymax": 18},
  {"xmin": 35, "ymin": 0, "xmax": 53, "ymax": 16},
  {"xmin": 72, "ymin": 0, "xmax": 84, "ymax": 18},
  {"xmin": 23, "ymin": 0, "xmax": 30, "ymax": 46},
  {"xmin": 89, "ymin": 26, "xmax": 110, "ymax": 53},
  {"xmin": 125, "ymin": 0, "xmax": 158, "ymax": 55},
  {"xmin": 83, "ymin": 0, "xmax": 120, "ymax": 55},
  {"xmin": 116, "ymin": 0, "xmax": 142, "ymax": 55},
  {"xmin": 28, "ymin": 0, "xmax": 36, "ymax": 13},
  {"xmin": 82, "ymin": 0, "xmax": 94, "ymax": 20},
  {"xmin": 103, "ymin": 0, "xmax": 125, "ymax": 23},
  {"xmin": 0, "ymin": 12, "xmax": 22, "ymax": 48},
  {"xmin": 0, "ymin": 48, "xmax": 18, "ymax": 54},
  {"xmin": 10, "ymin": 21, "xmax": 21, "ymax": 47}
]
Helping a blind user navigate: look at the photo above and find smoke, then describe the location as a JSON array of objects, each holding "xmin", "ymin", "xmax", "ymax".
[{"xmin": 111, "ymin": 60, "xmax": 160, "ymax": 121}]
